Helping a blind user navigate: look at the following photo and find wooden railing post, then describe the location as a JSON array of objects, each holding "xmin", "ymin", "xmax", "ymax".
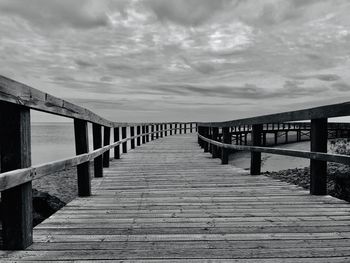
[
  {"xmin": 122, "ymin": 126, "xmax": 127, "ymax": 153},
  {"xmin": 151, "ymin": 125, "xmax": 154, "ymax": 140},
  {"xmin": 92, "ymin": 124, "xmax": 103, "ymax": 177},
  {"xmin": 250, "ymin": 124, "xmax": 263, "ymax": 175},
  {"xmin": 310, "ymin": 118, "xmax": 328, "ymax": 195},
  {"xmin": 103, "ymin": 126, "xmax": 111, "ymax": 168},
  {"xmin": 204, "ymin": 127, "xmax": 210, "ymax": 152},
  {"xmin": 156, "ymin": 124, "xmax": 159, "ymax": 139},
  {"xmin": 221, "ymin": 127, "xmax": 230, "ymax": 164},
  {"xmin": 165, "ymin": 124, "xmax": 168, "ymax": 136},
  {"xmin": 130, "ymin": 126, "xmax": 135, "ymax": 149},
  {"xmin": 179, "ymin": 123, "xmax": 182, "ymax": 134},
  {"xmin": 74, "ymin": 119, "xmax": 91, "ymax": 197},
  {"xmin": 190, "ymin": 123, "xmax": 193, "ymax": 133},
  {"xmin": 137, "ymin": 126, "xmax": 141, "ymax": 146},
  {"xmin": 175, "ymin": 123, "xmax": 177, "ymax": 134},
  {"xmin": 146, "ymin": 125, "xmax": 150, "ymax": 142},
  {"xmin": 212, "ymin": 127, "xmax": 219, "ymax": 158},
  {"xmin": 1, "ymin": 102, "xmax": 33, "ymax": 250},
  {"xmin": 184, "ymin": 123, "xmax": 187, "ymax": 134},
  {"xmin": 142, "ymin": 125, "xmax": 146, "ymax": 143},
  {"xmin": 160, "ymin": 124, "xmax": 163, "ymax": 138},
  {"xmin": 114, "ymin": 127, "xmax": 120, "ymax": 159},
  {"xmin": 170, "ymin": 124, "xmax": 173, "ymax": 135},
  {"xmin": 208, "ymin": 128, "xmax": 213, "ymax": 153},
  {"xmin": 197, "ymin": 126, "xmax": 202, "ymax": 147}
]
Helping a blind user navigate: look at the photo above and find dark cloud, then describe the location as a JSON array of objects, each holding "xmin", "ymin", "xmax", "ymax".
[
  {"xmin": 291, "ymin": 74, "xmax": 341, "ymax": 82},
  {"xmin": 75, "ymin": 59, "xmax": 97, "ymax": 68},
  {"xmin": 332, "ymin": 82, "xmax": 350, "ymax": 92},
  {"xmin": 0, "ymin": 0, "xmax": 110, "ymax": 29},
  {"xmin": 144, "ymin": 0, "xmax": 233, "ymax": 26}
]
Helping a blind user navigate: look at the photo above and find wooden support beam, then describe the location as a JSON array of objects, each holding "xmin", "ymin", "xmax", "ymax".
[
  {"xmin": 221, "ymin": 127, "xmax": 230, "ymax": 164},
  {"xmin": 130, "ymin": 126, "xmax": 135, "ymax": 149},
  {"xmin": 184, "ymin": 123, "xmax": 187, "ymax": 134},
  {"xmin": 274, "ymin": 132, "xmax": 278, "ymax": 145},
  {"xmin": 190, "ymin": 123, "xmax": 193, "ymax": 133},
  {"xmin": 160, "ymin": 124, "xmax": 163, "ymax": 138},
  {"xmin": 0, "ymin": 102, "xmax": 33, "ymax": 250},
  {"xmin": 170, "ymin": 124, "xmax": 173, "ymax": 135},
  {"xmin": 212, "ymin": 127, "xmax": 219, "ymax": 158},
  {"xmin": 74, "ymin": 119, "xmax": 91, "ymax": 197},
  {"xmin": 208, "ymin": 128, "xmax": 213, "ymax": 153},
  {"xmin": 103, "ymin": 126, "xmax": 110, "ymax": 168},
  {"xmin": 136, "ymin": 126, "xmax": 141, "ymax": 146},
  {"xmin": 156, "ymin": 124, "xmax": 159, "ymax": 139},
  {"xmin": 310, "ymin": 118, "xmax": 328, "ymax": 195},
  {"xmin": 250, "ymin": 124, "xmax": 263, "ymax": 175},
  {"xmin": 174, "ymin": 123, "xmax": 177, "ymax": 134},
  {"xmin": 204, "ymin": 127, "xmax": 210, "ymax": 152},
  {"xmin": 146, "ymin": 126, "xmax": 149, "ymax": 142},
  {"xmin": 285, "ymin": 131, "xmax": 289, "ymax": 143},
  {"xmin": 179, "ymin": 123, "xmax": 182, "ymax": 134},
  {"xmin": 151, "ymin": 125, "xmax": 155, "ymax": 140},
  {"xmin": 92, "ymin": 124, "xmax": 103, "ymax": 178},
  {"xmin": 114, "ymin": 127, "xmax": 120, "ymax": 159},
  {"xmin": 122, "ymin": 127, "xmax": 127, "ymax": 153},
  {"xmin": 142, "ymin": 125, "xmax": 146, "ymax": 143}
]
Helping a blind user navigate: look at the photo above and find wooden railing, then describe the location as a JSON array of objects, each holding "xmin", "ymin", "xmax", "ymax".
[
  {"xmin": 197, "ymin": 101, "xmax": 350, "ymax": 199},
  {"xmin": 0, "ymin": 76, "xmax": 197, "ymax": 250}
]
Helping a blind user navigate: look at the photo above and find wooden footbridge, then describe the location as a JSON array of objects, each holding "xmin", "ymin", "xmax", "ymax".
[{"xmin": 1, "ymin": 76, "xmax": 350, "ymax": 262}]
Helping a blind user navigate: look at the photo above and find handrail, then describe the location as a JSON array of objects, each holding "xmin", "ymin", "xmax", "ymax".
[{"xmin": 198, "ymin": 101, "xmax": 350, "ymax": 127}]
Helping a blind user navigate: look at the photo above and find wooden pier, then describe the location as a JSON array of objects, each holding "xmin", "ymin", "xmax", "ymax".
[
  {"xmin": 1, "ymin": 133, "xmax": 350, "ymax": 261},
  {"xmin": 1, "ymin": 76, "xmax": 350, "ymax": 261}
]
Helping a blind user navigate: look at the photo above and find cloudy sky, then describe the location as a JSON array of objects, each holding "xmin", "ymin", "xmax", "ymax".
[{"xmin": 0, "ymin": 0, "xmax": 350, "ymax": 122}]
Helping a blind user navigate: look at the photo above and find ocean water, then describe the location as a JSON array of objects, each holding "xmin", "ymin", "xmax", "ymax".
[{"xmin": 31, "ymin": 122, "xmax": 131, "ymax": 165}]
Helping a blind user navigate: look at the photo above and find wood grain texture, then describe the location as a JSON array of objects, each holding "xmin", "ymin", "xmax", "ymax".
[{"xmin": 1, "ymin": 134, "xmax": 349, "ymax": 261}]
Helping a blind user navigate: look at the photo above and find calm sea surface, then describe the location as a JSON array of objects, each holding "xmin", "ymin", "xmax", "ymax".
[{"xmin": 32, "ymin": 122, "xmax": 130, "ymax": 165}]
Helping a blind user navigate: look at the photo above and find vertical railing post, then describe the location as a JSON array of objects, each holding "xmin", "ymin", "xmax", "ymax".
[
  {"xmin": 250, "ymin": 124, "xmax": 263, "ymax": 175},
  {"xmin": 170, "ymin": 124, "xmax": 173, "ymax": 135},
  {"xmin": 198, "ymin": 126, "xmax": 202, "ymax": 147},
  {"xmin": 310, "ymin": 118, "xmax": 328, "ymax": 195},
  {"xmin": 165, "ymin": 124, "xmax": 168, "ymax": 136},
  {"xmin": 175, "ymin": 123, "xmax": 177, "ymax": 134},
  {"xmin": 151, "ymin": 125, "xmax": 154, "ymax": 140},
  {"xmin": 190, "ymin": 123, "xmax": 193, "ymax": 133},
  {"xmin": 1, "ymin": 102, "xmax": 33, "ymax": 249},
  {"xmin": 103, "ymin": 126, "xmax": 111, "ymax": 168},
  {"xmin": 160, "ymin": 124, "xmax": 163, "ymax": 138},
  {"xmin": 196, "ymin": 123, "xmax": 198, "ymax": 132},
  {"xmin": 114, "ymin": 127, "xmax": 120, "ymax": 159},
  {"xmin": 142, "ymin": 125, "xmax": 146, "ymax": 143},
  {"xmin": 122, "ymin": 126, "xmax": 127, "ymax": 153},
  {"xmin": 204, "ymin": 127, "xmax": 210, "ymax": 152},
  {"xmin": 156, "ymin": 124, "xmax": 159, "ymax": 139},
  {"xmin": 93, "ymin": 123, "xmax": 103, "ymax": 177},
  {"xmin": 146, "ymin": 125, "xmax": 150, "ymax": 142},
  {"xmin": 184, "ymin": 123, "xmax": 187, "ymax": 134},
  {"xmin": 179, "ymin": 123, "xmax": 182, "ymax": 134},
  {"xmin": 212, "ymin": 127, "xmax": 219, "ymax": 158},
  {"xmin": 137, "ymin": 125, "xmax": 141, "ymax": 146},
  {"xmin": 74, "ymin": 119, "xmax": 91, "ymax": 196},
  {"xmin": 221, "ymin": 127, "xmax": 230, "ymax": 164},
  {"xmin": 130, "ymin": 126, "xmax": 135, "ymax": 149}
]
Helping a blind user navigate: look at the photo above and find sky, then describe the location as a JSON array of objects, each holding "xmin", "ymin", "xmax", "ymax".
[{"xmin": 0, "ymin": 0, "xmax": 350, "ymax": 122}]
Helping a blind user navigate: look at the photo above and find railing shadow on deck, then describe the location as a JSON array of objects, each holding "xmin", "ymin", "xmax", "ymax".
[{"xmin": 0, "ymin": 75, "xmax": 197, "ymax": 250}]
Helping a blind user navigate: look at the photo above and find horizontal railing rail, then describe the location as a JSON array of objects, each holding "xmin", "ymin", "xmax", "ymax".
[{"xmin": 0, "ymin": 76, "xmax": 197, "ymax": 250}]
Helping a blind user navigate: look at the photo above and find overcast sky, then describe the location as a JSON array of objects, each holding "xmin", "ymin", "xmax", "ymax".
[{"xmin": 1, "ymin": 0, "xmax": 350, "ymax": 122}]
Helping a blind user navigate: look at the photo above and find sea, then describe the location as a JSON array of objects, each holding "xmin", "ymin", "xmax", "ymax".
[{"xmin": 31, "ymin": 122, "xmax": 130, "ymax": 165}]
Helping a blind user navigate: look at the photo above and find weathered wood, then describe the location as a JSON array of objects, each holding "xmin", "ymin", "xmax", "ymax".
[
  {"xmin": 142, "ymin": 126, "xmax": 146, "ymax": 144},
  {"xmin": 130, "ymin": 126, "xmax": 135, "ymax": 149},
  {"xmin": 310, "ymin": 118, "xmax": 328, "ymax": 195},
  {"xmin": 160, "ymin": 124, "xmax": 163, "ymax": 138},
  {"xmin": 0, "ymin": 102, "xmax": 33, "ymax": 250},
  {"xmin": 74, "ymin": 119, "xmax": 91, "ymax": 197},
  {"xmin": 221, "ymin": 127, "xmax": 230, "ymax": 164},
  {"xmin": 156, "ymin": 124, "xmax": 159, "ymax": 139},
  {"xmin": 146, "ymin": 126, "xmax": 150, "ymax": 142},
  {"xmin": 136, "ymin": 126, "xmax": 141, "ymax": 146},
  {"xmin": 103, "ymin": 126, "xmax": 110, "ymax": 168},
  {"xmin": 250, "ymin": 124, "xmax": 263, "ymax": 175},
  {"xmin": 122, "ymin": 127, "xmax": 127, "ymax": 153},
  {"xmin": 190, "ymin": 123, "xmax": 193, "ymax": 133},
  {"xmin": 170, "ymin": 124, "xmax": 173, "ymax": 135},
  {"xmin": 203, "ymin": 127, "xmax": 210, "ymax": 153},
  {"xmin": 179, "ymin": 123, "xmax": 182, "ymax": 134},
  {"xmin": 113, "ymin": 127, "xmax": 120, "ymax": 159},
  {"xmin": 151, "ymin": 125, "xmax": 155, "ymax": 140},
  {"xmin": 92, "ymin": 124, "xmax": 103, "ymax": 178},
  {"xmin": 175, "ymin": 123, "xmax": 178, "ymax": 134},
  {"xmin": 184, "ymin": 123, "xmax": 187, "ymax": 134},
  {"xmin": 212, "ymin": 127, "xmax": 219, "ymax": 158},
  {"xmin": 164, "ymin": 124, "xmax": 167, "ymax": 136}
]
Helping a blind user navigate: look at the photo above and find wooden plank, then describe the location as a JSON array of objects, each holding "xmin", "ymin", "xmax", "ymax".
[
  {"xmin": 92, "ymin": 124, "xmax": 103, "ymax": 178},
  {"xmin": 0, "ymin": 102, "xmax": 33, "ymax": 250},
  {"xmin": 74, "ymin": 119, "xmax": 91, "ymax": 197},
  {"xmin": 103, "ymin": 126, "xmax": 111, "ymax": 168}
]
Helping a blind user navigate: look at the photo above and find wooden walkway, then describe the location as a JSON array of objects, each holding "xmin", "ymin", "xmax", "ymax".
[{"xmin": 1, "ymin": 134, "xmax": 350, "ymax": 262}]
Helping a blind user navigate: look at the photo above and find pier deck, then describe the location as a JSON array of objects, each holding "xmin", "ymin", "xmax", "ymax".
[{"xmin": 1, "ymin": 134, "xmax": 350, "ymax": 262}]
